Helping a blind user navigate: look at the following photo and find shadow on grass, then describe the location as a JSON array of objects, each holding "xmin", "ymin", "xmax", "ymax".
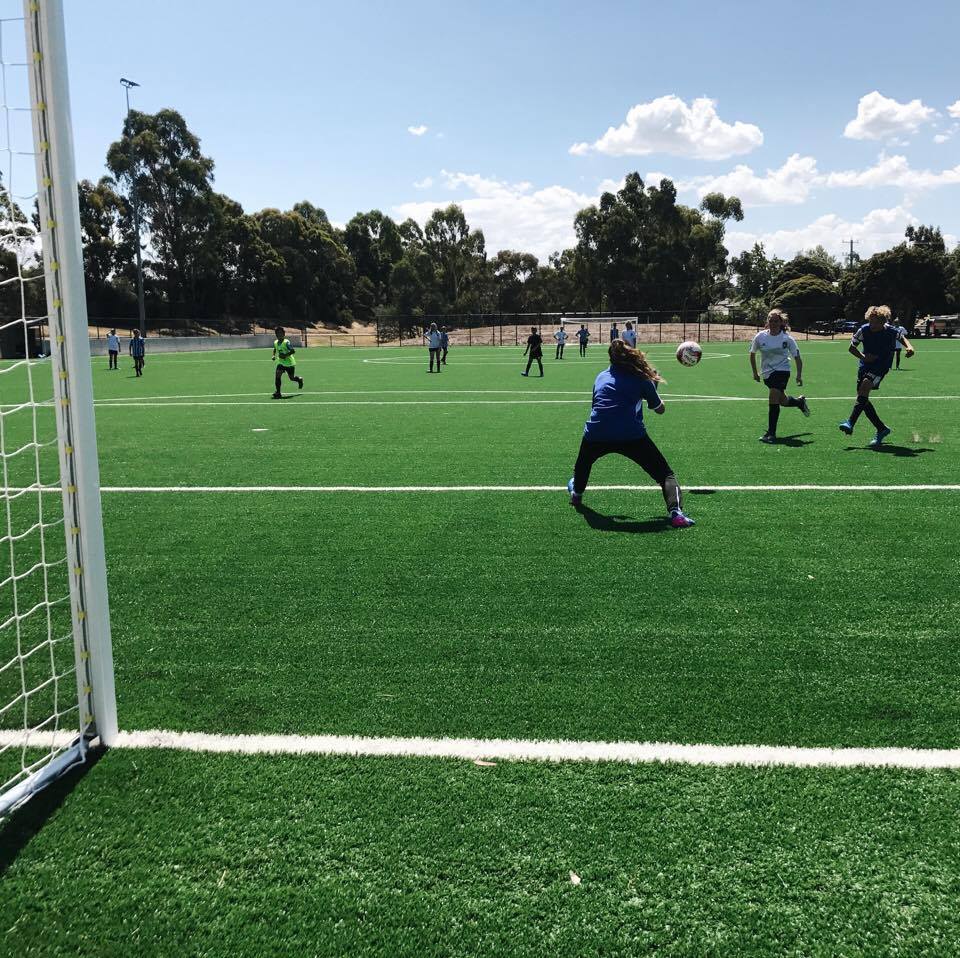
[
  {"xmin": 575, "ymin": 504, "xmax": 670, "ymax": 534},
  {"xmin": 843, "ymin": 445, "xmax": 935, "ymax": 457},
  {"xmin": 0, "ymin": 745, "xmax": 105, "ymax": 877},
  {"xmin": 771, "ymin": 433, "xmax": 814, "ymax": 447}
]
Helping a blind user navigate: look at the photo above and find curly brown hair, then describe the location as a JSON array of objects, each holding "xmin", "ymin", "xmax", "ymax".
[{"xmin": 608, "ymin": 339, "xmax": 665, "ymax": 383}]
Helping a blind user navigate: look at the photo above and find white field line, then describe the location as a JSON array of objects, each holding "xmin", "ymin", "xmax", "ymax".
[
  {"xmin": 5, "ymin": 394, "xmax": 959, "ymax": 410},
  {"xmin": 2, "ymin": 728, "xmax": 959, "ymax": 769},
  {"xmin": 11, "ymin": 484, "xmax": 960, "ymax": 494},
  {"xmin": 80, "ymin": 393, "xmax": 960, "ymax": 408}
]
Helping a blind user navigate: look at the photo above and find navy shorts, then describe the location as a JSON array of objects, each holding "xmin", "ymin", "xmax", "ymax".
[
  {"xmin": 858, "ymin": 366, "xmax": 889, "ymax": 389},
  {"xmin": 763, "ymin": 370, "xmax": 790, "ymax": 391}
]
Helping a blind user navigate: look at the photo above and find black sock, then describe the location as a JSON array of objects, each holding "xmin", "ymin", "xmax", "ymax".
[
  {"xmin": 863, "ymin": 400, "xmax": 885, "ymax": 430},
  {"xmin": 767, "ymin": 404, "xmax": 781, "ymax": 435},
  {"xmin": 783, "ymin": 395, "xmax": 801, "ymax": 407},
  {"xmin": 850, "ymin": 396, "xmax": 867, "ymax": 424}
]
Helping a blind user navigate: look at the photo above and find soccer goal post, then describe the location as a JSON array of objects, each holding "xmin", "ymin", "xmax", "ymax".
[{"xmin": 0, "ymin": 0, "xmax": 116, "ymax": 817}]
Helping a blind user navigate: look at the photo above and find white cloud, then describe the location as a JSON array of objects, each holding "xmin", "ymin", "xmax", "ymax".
[
  {"xmin": 650, "ymin": 154, "xmax": 820, "ymax": 206},
  {"xmin": 933, "ymin": 133, "xmax": 951, "ymax": 144},
  {"xmin": 413, "ymin": 177, "xmax": 433, "ymax": 190},
  {"xmin": 825, "ymin": 154, "xmax": 960, "ymax": 190},
  {"xmin": 843, "ymin": 92, "xmax": 934, "ymax": 141},
  {"xmin": 948, "ymin": 100, "xmax": 960, "ymax": 119},
  {"xmin": 726, "ymin": 206, "xmax": 920, "ymax": 260},
  {"xmin": 570, "ymin": 95, "xmax": 763, "ymax": 160},
  {"xmin": 395, "ymin": 171, "xmax": 596, "ymax": 260},
  {"xmin": 407, "ymin": 124, "xmax": 428, "ymax": 136}
]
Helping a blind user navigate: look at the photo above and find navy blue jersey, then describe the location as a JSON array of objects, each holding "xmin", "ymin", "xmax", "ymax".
[
  {"xmin": 440, "ymin": 332, "xmax": 449, "ymax": 347},
  {"xmin": 577, "ymin": 328, "xmax": 590, "ymax": 343},
  {"xmin": 583, "ymin": 366, "xmax": 663, "ymax": 441},
  {"xmin": 852, "ymin": 323, "xmax": 897, "ymax": 371}
]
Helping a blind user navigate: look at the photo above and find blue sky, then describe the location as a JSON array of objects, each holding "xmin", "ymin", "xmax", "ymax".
[{"xmin": 63, "ymin": 0, "xmax": 959, "ymax": 261}]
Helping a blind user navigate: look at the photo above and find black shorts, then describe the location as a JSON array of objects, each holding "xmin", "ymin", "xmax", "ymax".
[
  {"xmin": 762, "ymin": 370, "xmax": 790, "ymax": 391},
  {"xmin": 858, "ymin": 366, "xmax": 888, "ymax": 390},
  {"xmin": 575, "ymin": 435, "xmax": 673, "ymax": 485}
]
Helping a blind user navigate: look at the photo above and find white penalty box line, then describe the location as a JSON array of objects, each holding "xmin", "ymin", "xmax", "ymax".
[
  {"xmin": 17, "ymin": 484, "xmax": 960, "ymax": 493},
  {"xmin": 3, "ymin": 728, "xmax": 960, "ymax": 770}
]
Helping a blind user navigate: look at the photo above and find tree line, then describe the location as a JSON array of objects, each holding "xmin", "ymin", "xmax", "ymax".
[{"xmin": 2, "ymin": 107, "xmax": 959, "ymax": 331}]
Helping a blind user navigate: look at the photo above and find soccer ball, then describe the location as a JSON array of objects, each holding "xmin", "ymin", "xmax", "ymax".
[{"xmin": 676, "ymin": 341, "xmax": 703, "ymax": 366}]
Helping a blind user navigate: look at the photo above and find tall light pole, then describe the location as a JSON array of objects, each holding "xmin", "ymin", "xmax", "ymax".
[{"xmin": 120, "ymin": 78, "xmax": 146, "ymax": 337}]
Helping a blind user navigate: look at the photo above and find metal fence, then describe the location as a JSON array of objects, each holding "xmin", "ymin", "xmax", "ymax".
[{"xmin": 74, "ymin": 309, "xmax": 956, "ymax": 352}]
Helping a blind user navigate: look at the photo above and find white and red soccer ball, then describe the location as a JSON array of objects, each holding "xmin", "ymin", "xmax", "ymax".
[{"xmin": 676, "ymin": 340, "xmax": 703, "ymax": 367}]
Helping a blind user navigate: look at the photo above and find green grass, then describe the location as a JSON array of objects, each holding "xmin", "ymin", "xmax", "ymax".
[
  {"xmin": 4, "ymin": 750, "xmax": 960, "ymax": 957},
  {"xmin": 2, "ymin": 339, "xmax": 960, "ymax": 954}
]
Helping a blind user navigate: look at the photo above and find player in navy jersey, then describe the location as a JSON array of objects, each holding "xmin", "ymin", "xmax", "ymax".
[
  {"xmin": 576, "ymin": 324, "xmax": 590, "ymax": 357},
  {"xmin": 839, "ymin": 305, "xmax": 914, "ymax": 446},
  {"xmin": 567, "ymin": 339, "xmax": 695, "ymax": 528},
  {"xmin": 522, "ymin": 327, "xmax": 544, "ymax": 376}
]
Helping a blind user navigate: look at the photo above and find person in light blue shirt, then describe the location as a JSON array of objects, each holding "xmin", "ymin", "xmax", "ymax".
[
  {"xmin": 567, "ymin": 339, "xmax": 694, "ymax": 528},
  {"xmin": 424, "ymin": 322, "xmax": 443, "ymax": 373}
]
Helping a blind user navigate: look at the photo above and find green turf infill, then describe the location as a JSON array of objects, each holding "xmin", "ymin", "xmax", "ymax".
[
  {"xmin": 4, "ymin": 750, "xmax": 960, "ymax": 956},
  {"xmin": 104, "ymin": 492, "xmax": 960, "ymax": 749}
]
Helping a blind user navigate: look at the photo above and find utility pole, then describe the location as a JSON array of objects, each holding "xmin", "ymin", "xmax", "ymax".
[
  {"xmin": 120, "ymin": 78, "xmax": 146, "ymax": 337},
  {"xmin": 842, "ymin": 238, "xmax": 860, "ymax": 270}
]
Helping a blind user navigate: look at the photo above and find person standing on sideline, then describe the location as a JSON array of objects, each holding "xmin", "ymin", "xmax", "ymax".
[
  {"xmin": 424, "ymin": 322, "xmax": 443, "ymax": 373},
  {"xmin": 893, "ymin": 319, "xmax": 909, "ymax": 369},
  {"xmin": 129, "ymin": 329, "xmax": 146, "ymax": 377},
  {"xmin": 106, "ymin": 329, "xmax": 120, "ymax": 370},
  {"xmin": 553, "ymin": 323, "xmax": 568, "ymax": 359},
  {"xmin": 622, "ymin": 321, "xmax": 637, "ymax": 348},
  {"xmin": 522, "ymin": 326, "xmax": 544, "ymax": 377},
  {"xmin": 271, "ymin": 326, "xmax": 304, "ymax": 398},
  {"xmin": 609, "ymin": 322, "xmax": 620, "ymax": 343},
  {"xmin": 567, "ymin": 339, "xmax": 695, "ymax": 528},
  {"xmin": 577, "ymin": 324, "xmax": 590, "ymax": 357},
  {"xmin": 440, "ymin": 326, "xmax": 449, "ymax": 365},
  {"xmin": 749, "ymin": 309, "xmax": 810, "ymax": 444},
  {"xmin": 839, "ymin": 305, "xmax": 914, "ymax": 446}
]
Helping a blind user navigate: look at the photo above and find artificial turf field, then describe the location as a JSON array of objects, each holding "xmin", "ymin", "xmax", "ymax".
[{"xmin": 2, "ymin": 338, "xmax": 960, "ymax": 956}]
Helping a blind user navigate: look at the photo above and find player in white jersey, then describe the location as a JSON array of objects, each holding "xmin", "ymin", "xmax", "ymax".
[
  {"xmin": 749, "ymin": 309, "xmax": 810, "ymax": 443},
  {"xmin": 892, "ymin": 321, "xmax": 909, "ymax": 369},
  {"xmin": 621, "ymin": 321, "xmax": 637, "ymax": 348},
  {"xmin": 553, "ymin": 323, "xmax": 568, "ymax": 359}
]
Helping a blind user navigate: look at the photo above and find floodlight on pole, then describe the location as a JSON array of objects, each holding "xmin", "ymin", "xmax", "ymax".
[{"xmin": 120, "ymin": 78, "xmax": 146, "ymax": 337}]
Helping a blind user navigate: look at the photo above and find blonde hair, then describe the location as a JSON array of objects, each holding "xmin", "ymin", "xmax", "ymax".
[
  {"xmin": 766, "ymin": 308, "xmax": 789, "ymax": 329},
  {"xmin": 608, "ymin": 339, "xmax": 665, "ymax": 383},
  {"xmin": 865, "ymin": 305, "xmax": 891, "ymax": 322}
]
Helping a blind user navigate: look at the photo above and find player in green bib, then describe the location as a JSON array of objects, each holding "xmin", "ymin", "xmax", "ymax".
[{"xmin": 272, "ymin": 326, "xmax": 304, "ymax": 398}]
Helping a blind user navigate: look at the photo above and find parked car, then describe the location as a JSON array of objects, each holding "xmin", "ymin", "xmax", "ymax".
[{"xmin": 922, "ymin": 314, "xmax": 960, "ymax": 337}]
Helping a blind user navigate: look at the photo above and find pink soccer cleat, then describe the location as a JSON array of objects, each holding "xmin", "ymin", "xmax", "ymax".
[{"xmin": 669, "ymin": 511, "xmax": 696, "ymax": 528}]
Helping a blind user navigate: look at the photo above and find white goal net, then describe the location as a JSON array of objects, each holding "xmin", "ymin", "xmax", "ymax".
[{"xmin": 0, "ymin": 0, "xmax": 114, "ymax": 817}]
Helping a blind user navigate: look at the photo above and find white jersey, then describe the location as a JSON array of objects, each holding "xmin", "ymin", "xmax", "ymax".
[
  {"xmin": 106, "ymin": 334, "xmax": 120, "ymax": 351},
  {"xmin": 893, "ymin": 325, "xmax": 907, "ymax": 349},
  {"xmin": 425, "ymin": 330, "xmax": 442, "ymax": 348},
  {"xmin": 553, "ymin": 328, "xmax": 568, "ymax": 343},
  {"xmin": 622, "ymin": 328, "xmax": 637, "ymax": 347},
  {"xmin": 749, "ymin": 330, "xmax": 799, "ymax": 376}
]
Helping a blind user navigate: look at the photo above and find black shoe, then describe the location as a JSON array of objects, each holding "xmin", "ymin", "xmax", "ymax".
[
  {"xmin": 759, "ymin": 433, "xmax": 775, "ymax": 444},
  {"xmin": 272, "ymin": 392, "xmax": 282, "ymax": 399},
  {"xmin": 798, "ymin": 395, "xmax": 810, "ymax": 417},
  {"xmin": 298, "ymin": 377, "xmax": 304, "ymax": 389}
]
